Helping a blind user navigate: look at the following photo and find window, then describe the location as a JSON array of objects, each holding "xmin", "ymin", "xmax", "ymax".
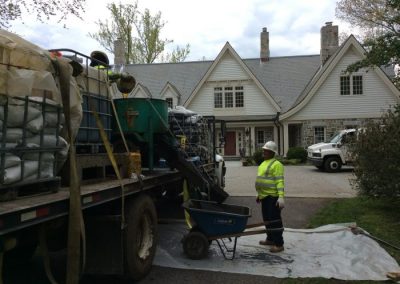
[
  {"xmin": 256, "ymin": 128, "xmax": 274, "ymax": 148},
  {"xmin": 314, "ymin": 127, "xmax": 325, "ymax": 143},
  {"xmin": 352, "ymin": 75, "xmax": 363, "ymax": 95},
  {"xmin": 235, "ymin": 86, "xmax": 244, "ymax": 107},
  {"xmin": 340, "ymin": 76, "xmax": 350, "ymax": 95},
  {"xmin": 340, "ymin": 75, "xmax": 363, "ymax": 95},
  {"xmin": 213, "ymin": 85, "xmax": 244, "ymax": 109},
  {"xmin": 224, "ymin": 87, "xmax": 233, "ymax": 108},
  {"xmin": 214, "ymin": 87, "xmax": 223, "ymax": 108},
  {"xmin": 165, "ymin": 98, "xmax": 173, "ymax": 108}
]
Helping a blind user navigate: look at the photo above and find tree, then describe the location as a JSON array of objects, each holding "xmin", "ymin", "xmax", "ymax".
[
  {"xmin": 0, "ymin": 0, "xmax": 85, "ymax": 28},
  {"xmin": 350, "ymin": 105, "xmax": 400, "ymax": 198},
  {"xmin": 336, "ymin": 0, "xmax": 400, "ymax": 83},
  {"xmin": 89, "ymin": 2, "xmax": 190, "ymax": 64}
]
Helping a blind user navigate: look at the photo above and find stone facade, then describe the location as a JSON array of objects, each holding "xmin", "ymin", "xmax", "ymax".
[{"xmin": 301, "ymin": 118, "xmax": 371, "ymax": 147}]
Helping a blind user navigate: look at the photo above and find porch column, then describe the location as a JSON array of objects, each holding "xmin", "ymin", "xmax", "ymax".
[{"xmin": 282, "ymin": 122, "xmax": 289, "ymax": 157}]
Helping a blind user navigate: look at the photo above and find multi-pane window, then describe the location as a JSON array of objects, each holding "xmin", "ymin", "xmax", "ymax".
[
  {"xmin": 214, "ymin": 87, "xmax": 223, "ymax": 108},
  {"xmin": 256, "ymin": 128, "xmax": 274, "ymax": 148},
  {"xmin": 213, "ymin": 85, "xmax": 244, "ymax": 109},
  {"xmin": 224, "ymin": 87, "xmax": 233, "ymax": 108},
  {"xmin": 340, "ymin": 75, "xmax": 363, "ymax": 95},
  {"xmin": 235, "ymin": 86, "xmax": 244, "ymax": 107},
  {"xmin": 314, "ymin": 127, "xmax": 325, "ymax": 143},
  {"xmin": 352, "ymin": 75, "xmax": 363, "ymax": 95},
  {"xmin": 165, "ymin": 98, "xmax": 173, "ymax": 108},
  {"xmin": 340, "ymin": 76, "xmax": 350, "ymax": 95}
]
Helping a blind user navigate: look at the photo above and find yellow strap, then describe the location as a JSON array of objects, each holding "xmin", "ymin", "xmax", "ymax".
[
  {"xmin": 89, "ymin": 98, "xmax": 126, "ymax": 229},
  {"xmin": 182, "ymin": 179, "xmax": 192, "ymax": 229}
]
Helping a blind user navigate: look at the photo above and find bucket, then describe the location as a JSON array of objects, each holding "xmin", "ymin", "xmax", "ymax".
[{"xmin": 127, "ymin": 151, "xmax": 141, "ymax": 176}]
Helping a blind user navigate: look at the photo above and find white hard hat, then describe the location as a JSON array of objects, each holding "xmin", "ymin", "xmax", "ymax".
[{"xmin": 262, "ymin": 141, "xmax": 278, "ymax": 154}]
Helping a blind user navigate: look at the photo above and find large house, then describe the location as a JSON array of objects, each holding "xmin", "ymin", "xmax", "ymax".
[{"xmin": 123, "ymin": 22, "xmax": 400, "ymax": 158}]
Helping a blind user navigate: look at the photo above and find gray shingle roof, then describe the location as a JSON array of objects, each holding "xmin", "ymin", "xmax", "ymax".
[{"xmin": 124, "ymin": 50, "xmax": 394, "ymax": 114}]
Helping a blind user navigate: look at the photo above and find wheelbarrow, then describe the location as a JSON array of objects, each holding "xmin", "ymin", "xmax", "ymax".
[{"xmin": 181, "ymin": 199, "xmax": 283, "ymax": 260}]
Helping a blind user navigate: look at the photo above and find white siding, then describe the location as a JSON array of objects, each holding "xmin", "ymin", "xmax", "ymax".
[
  {"xmin": 187, "ymin": 52, "xmax": 277, "ymax": 116},
  {"xmin": 209, "ymin": 52, "xmax": 249, "ymax": 81},
  {"xmin": 132, "ymin": 88, "xmax": 147, "ymax": 98},
  {"xmin": 291, "ymin": 48, "xmax": 399, "ymax": 120},
  {"xmin": 161, "ymin": 87, "xmax": 178, "ymax": 107}
]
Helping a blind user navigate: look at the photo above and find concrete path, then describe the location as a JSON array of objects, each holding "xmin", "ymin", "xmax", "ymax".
[{"xmin": 224, "ymin": 161, "xmax": 356, "ymax": 198}]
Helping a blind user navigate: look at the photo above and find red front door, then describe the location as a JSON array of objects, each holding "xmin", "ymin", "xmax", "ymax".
[{"xmin": 224, "ymin": 131, "xmax": 236, "ymax": 155}]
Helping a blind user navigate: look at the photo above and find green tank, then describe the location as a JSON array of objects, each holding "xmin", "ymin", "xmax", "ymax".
[{"xmin": 113, "ymin": 98, "xmax": 169, "ymax": 170}]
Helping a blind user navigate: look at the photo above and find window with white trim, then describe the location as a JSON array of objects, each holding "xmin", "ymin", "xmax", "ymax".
[
  {"xmin": 340, "ymin": 75, "xmax": 363, "ymax": 95},
  {"xmin": 213, "ymin": 85, "xmax": 244, "ymax": 109},
  {"xmin": 214, "ymin": 87, "xmax": 223, "ymax": 108},
  {"xmin": 256, "ymin": 128, "xmax": 274, "ymax": 148},
  {"xmin": 314, "ymin": 126, "xmax": 325, "ymax": 143},
  {"xmin": 165, "ymin": 98, "xmax": 173, "ymax": 108},
  {"xmin": 224, "ymin": 87, "xmax": 233, "ymax": 108},
  {"xmin": 235, "ymin": 86, "xmax": 244, "ymax": 107}
]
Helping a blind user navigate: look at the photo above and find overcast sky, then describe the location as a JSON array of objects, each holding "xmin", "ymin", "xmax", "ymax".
[{"xmin": 9, "ymin": 0, "xmax": 355, "ymax": 63}]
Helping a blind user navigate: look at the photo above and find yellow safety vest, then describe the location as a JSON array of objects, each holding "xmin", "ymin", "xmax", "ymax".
[{"xmin": 255, "ymin": 158, "xmax": 285, "ymax": 199}]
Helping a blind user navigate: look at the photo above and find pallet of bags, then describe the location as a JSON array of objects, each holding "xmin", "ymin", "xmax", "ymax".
[{"xmin": 0, "ymin": 95, "xmax": 68, "ymax": 201}]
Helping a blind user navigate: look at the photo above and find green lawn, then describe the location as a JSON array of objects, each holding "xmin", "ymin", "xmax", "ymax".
[{"xmin": 283, "ymin": 197, "xmax": 400, "ymax": 284}]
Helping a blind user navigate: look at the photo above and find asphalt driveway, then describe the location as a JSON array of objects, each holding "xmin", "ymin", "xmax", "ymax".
[{"xmin": 225, "ymin": 161, "xmax": 356, "ymax": 198}]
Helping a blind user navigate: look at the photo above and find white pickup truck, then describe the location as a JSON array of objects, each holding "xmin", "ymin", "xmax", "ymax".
[{"xmin": 307, "ymin": 128, "xmax": 357, "ymax": 172}]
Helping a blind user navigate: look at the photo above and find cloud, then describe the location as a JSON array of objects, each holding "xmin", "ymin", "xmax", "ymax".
[{"xmin": 8, "ymin": 0, "xmax": 355, "ymax": 63}]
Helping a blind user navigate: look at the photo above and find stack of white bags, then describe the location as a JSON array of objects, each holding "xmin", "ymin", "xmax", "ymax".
[{"xmin": 0, "ymin": 96, "xmax": 68, "ymax": 185}]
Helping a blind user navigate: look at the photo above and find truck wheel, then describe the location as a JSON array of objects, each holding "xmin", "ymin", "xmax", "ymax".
[
  {"xmin": 125, "ymin": 194, "xmax": 158, "ymax": 281},
  {"xmin": 324, "ymin": 157, "xmax": 342, "ymax": 172},
  {"xmin": 182, "ymin": 231, "xmax": 209, "ymax": 260}
]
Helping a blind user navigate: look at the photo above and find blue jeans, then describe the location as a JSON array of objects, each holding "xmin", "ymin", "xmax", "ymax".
[{"xmin": 261, "ymin": 196, "xmax": 284, "ymax": 246}]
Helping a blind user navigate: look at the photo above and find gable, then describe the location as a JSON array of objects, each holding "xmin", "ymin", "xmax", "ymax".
[
  {"xmin": 281, "ymin": 35, "xmax": 400, "ymax": 121},
  {"xmin": 289, "ymin": 47, "xmax": 399, "ymax": 120},
  {"xmin": 185, "ymin": 42, "xmax": 280, "ymax": 115}
]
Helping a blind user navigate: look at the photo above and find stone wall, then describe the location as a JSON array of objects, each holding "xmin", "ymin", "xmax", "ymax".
[{"xmin": 301, "ymin": 118, "xmax": 371, "ymax": 147}]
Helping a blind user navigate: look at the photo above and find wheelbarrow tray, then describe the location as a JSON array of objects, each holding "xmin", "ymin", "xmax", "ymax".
[{"xmin": 182, "ymin": 199, "xmax": 251, "ymax": 237}]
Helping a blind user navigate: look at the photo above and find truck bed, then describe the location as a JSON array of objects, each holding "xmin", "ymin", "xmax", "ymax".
[{"xmin": 0, "ymin": 170, "xmax": 182, "ymax": 236}]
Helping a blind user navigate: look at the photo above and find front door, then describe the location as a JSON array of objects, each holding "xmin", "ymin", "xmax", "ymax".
[{"xmin": 224, "ymin": 131, "xmax": 236, "ymax": 155}]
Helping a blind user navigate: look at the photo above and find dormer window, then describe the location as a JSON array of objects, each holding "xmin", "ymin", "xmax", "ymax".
[{"xmin": 165, "ymin": 97, "xmax": 173, "ymax": 108}]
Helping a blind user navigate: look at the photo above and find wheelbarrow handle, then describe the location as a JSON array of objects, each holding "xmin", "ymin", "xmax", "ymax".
[{"xmin": 246, "ymin": 219, "xmax": 282, "ymax": 229}]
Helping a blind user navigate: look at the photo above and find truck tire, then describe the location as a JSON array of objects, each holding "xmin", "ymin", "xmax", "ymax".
[
  {"xmin": 124, "ymin": 194, "xmax": 158, "ymax": 281},
  {"xmin": 324, "ymin": 157, "xmax": 342, "ymax": 172}
]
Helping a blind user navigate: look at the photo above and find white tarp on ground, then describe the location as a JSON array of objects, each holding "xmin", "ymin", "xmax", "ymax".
[{"xmin": 154, "ymin": 222, "xmax": 400, "ymax": 281}]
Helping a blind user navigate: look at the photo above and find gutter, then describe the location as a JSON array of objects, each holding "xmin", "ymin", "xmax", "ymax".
[{"xmin": 273, "ymin": 112, "xmax": 284, "ymax": 156}]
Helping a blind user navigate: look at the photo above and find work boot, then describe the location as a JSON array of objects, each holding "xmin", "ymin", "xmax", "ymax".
[
  {"xmin": 259, "ymin": 240, "xmax": 275, "ymax": 246},
  {"xmin": 269, "ymin": 245, "xmax": 284, "ymax": 253}
]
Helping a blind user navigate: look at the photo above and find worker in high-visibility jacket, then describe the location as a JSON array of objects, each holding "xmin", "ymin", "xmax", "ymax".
[{"xmin": 255, "ymin": 141, "xmax": 285, "ymax": 253}]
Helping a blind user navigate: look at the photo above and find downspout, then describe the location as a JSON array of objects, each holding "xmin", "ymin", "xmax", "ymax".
[{"xmin": 274, "ymin": 112, "xmax": 284, "ymax": 156}]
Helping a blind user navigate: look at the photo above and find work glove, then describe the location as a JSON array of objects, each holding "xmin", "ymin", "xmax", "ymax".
[{"xmin": 276, "ymin": 197, "xmax": 285, "ymax": 209}]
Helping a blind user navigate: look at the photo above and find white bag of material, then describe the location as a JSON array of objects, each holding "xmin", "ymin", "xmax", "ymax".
[
  {"xmin": 24, "ymin": 151, "xmax": 54, "ymax": 162},
  {"xmin": 24, "ymin": 134, "xmax": 68, "ymax": 148},
  {"xmin": 0, "ymin": 154, "xmax": 21, "ymax": 168},
  {"xmin": 2, "ymin": 160, "xmax": 39, "ymax": 184},
  {"xmin": 0, "ymin": 128, "xmax": 35, "ymax": 143},
  {"xmin": 0, "ymin": 104, "xmax": 41, "ymax": 127}
]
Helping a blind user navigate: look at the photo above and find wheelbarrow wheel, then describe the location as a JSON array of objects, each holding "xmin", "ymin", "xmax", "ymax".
[{"xmin": 183, "ymin": 231, "xmax": 209, "ymax": 260}]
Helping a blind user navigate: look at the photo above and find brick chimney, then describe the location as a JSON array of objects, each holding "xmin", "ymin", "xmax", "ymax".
[
  {"xmin": 320, "ymin": 22, "xmax": 338, "ymax": 65},
  {"xmin": 260, "ymin": 27, "xmax": 270, "ymax": 62},
  {"xmin": 113, "ymin": 38, "xmax": 126, "ymax": 65}
]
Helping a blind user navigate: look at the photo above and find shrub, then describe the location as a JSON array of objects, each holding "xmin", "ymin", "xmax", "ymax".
[
  {"xmin": 286, "ymin": 147, "xmax": 307, "ymax": 163},
  {"xmin": 351, "ymin": 104, "xmax": 400, "ymax": 198},
  {"xmin": 252, "ymin": 149, "xmax": 264, "ymax": 165}
]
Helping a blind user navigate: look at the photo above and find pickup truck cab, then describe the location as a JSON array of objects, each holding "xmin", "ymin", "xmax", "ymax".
[{"xmin": 307, "ymin": 128, "xmax": 357, "ymax": 172}]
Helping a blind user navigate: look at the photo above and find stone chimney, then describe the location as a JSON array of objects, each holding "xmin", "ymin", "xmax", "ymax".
[
  {"xmin": 260, "ymin": 27, "xmax": 270, "ymax": 62},
  {"xmin": 320, "ymin": 22, "xmax": 339, "ymax": 65},
  {"xmin": 114, "ymin": 38, "xmax": 126, "ymax": 65}
]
